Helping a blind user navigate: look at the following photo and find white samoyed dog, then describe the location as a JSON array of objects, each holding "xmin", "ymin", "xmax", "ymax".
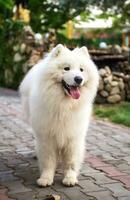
[{"xmin": 20, "ymin": 44, "xmax": 99, "ymax": 187}]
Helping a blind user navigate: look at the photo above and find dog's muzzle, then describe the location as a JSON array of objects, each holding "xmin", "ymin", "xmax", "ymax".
[{"xmin": 62, "ymin": 80, "xmax": 81, "ymax": 99}]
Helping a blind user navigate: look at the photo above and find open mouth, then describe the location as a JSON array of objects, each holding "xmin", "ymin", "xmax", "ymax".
[{"xmin": 62, "ymin": 80, "xmax": 80, "ymax": 99}]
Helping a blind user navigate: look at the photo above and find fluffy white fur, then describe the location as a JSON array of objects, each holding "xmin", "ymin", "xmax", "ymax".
[{"xmin": 20, "ymin": 44, "xmax": 99, "ymax": 187}]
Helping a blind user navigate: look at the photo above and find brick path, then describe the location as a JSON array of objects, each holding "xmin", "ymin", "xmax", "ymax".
[{"xmin": 0, "ymin": 88, "xmax": 130, "ymax": 200}]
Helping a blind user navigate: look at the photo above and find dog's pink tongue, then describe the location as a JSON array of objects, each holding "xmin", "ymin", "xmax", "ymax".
[{"xmin": 69, "ymin": 87, "xmax": 80, "ymax": 99}]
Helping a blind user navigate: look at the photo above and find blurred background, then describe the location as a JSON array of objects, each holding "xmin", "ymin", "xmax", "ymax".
[{"xmin": 0, "ymin": 0, "xmax": 130, "ymax": 127}]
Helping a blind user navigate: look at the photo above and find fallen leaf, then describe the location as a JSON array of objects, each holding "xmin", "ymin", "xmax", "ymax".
[{"xmin": 44, "ymin": 194, "xmax": 61, "ymax": 200}]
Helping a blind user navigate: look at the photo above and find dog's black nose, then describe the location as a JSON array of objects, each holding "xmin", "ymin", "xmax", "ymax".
[{"xmin": 74, "ymin": 76, "xmax": 83, "ymax": 85}]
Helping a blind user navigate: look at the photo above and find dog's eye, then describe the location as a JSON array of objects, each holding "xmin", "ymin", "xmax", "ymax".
[
  {"xmin": 64, "ymin": 67, "xmax": 70, "ymax": 71},
  {"xmin": 80, "ymin": 68, "xmax": 84, "ymax": 72}
]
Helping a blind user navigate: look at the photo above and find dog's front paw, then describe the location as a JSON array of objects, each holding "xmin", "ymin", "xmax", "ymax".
[
  {"xmin": 62, "ymin": 176, "xmax": 78, "ymax": 186},
  {"xmin": 37, "ymin": 177, "xmax": 53, "ymax": 187}
]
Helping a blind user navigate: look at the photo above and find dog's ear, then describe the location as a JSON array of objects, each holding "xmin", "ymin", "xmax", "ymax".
[
  {"xmin": 80, "ymin": 46, "xmax": 90, "ymax": 58},
  {"xmin": 51, "ymin": 44, "xmax": 64, "ymax": 57}
]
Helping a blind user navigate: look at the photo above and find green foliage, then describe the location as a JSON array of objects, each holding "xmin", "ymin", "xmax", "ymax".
[
  {"xmin": 28, "ymin": 0, "xmax": 130, "ymax": 33},
  {"xmin": 0, "ymin": 0, "xmax": 26, "ymax": 89},
  {"xmin": 0, "ymin": 0, "xmax": 13, "ymax": 20},
  {"xmin": 29, "ymin": 0, "xmax": 100, "ymax": 33},
  {"xmin": 0, "ymin": 19, "xmax": 25, "ymax": 89},
  {"xmin": 94, "ymin": 102, "xmax": 130, "ymax": 127},
  {"xmin": 94, "ymin": 1, "xmax": 130, "ymax": 30}
]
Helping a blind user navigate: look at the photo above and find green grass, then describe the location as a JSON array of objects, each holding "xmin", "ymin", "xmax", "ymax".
[{"xmin": 94, "ymin": 102, "xmax": 130, "ymax": 127}]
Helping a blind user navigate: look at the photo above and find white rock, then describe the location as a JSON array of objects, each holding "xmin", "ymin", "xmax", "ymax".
[
  {"xmin": 105, "ymin": 66, "xmax": 111, "ymax": 74},
  {"xmin": 20, "ymin": 43, "xmax": 26, "ymax": 53},
  {"xmin": 14, "ymin": 53, "xmax": 22, "ymax": 62},
  {"xmin": 98, "ymin": 79, "xmax": 104, "ymax": 90},
  {"xmin": 110, "ymin": 86, "xmax": 120, "ymax": 95},
  {"xmin": 100, "ymin": 90, "xmax": 109, "ymax": 97},
  {"xmin": 13, "ymin": 45, "xmax": 19, "ymax": 52},
  {"xmin": 107, "ymin": 95, "xmax": 121, "ymax": 103},
  {"xmin": 105, "ymin": 84, "xmax": 111, "ymax": 92},
  {"xmin": 113, "ymin": 76, "xmax": 119, "ymax": 81},
  {"xmin": 99, "ymin": 69, "xmax": 106, "ymax": 77},
  {"xmin": 119, "ymin": 81, "xmax": 125, "ymax": 90},
  {"xmin": 111, "ymin": 81, "xmax": 118, "ymax": 87},
  {"xmin": 104, "ymin": 75, "xmax": 113, "ymax": 84}
]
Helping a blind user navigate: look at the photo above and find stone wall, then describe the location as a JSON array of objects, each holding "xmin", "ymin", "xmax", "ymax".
[{"xmin": 96, "ymin": 66, "xmax": 130, "ymax": 103}]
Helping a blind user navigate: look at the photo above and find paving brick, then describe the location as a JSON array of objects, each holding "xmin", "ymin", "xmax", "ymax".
[
  {"xmin": 77, "ymin": 174, "xmax": 91, "ymax": 181},
  {"xmin": 0, "ymin": 188, "xmax": 14, "ymax": 200},
  {"xmin": 118, "ymin": 197, "xmax": 130, "ymax": 200},
  {"xmin": 101, "ymin": 182, "xmax": 130, "ymax": 197},
  {"xmin": 121, "ymin": 147, "xmax": 130, "ymax": 155},
  {"xmin": 0, "ymin": 162, "xmax": 10, "ymax": 172},
  {"xmin": 86, "ymin": 191, "xmax": 115, "ymax": 200},
  {"xmin": 0, "ymin": 171, "xmax": 18, "ymax": 183},
  {"xmin": 113, "ymin": 175, "xmax": 130, "ymax": 189},
  {"xmin": 87, "ymin": 156, "xmax": 126, "ymax": 177},
  {"xmin": 81, "ymin": 164, "xmax": 100, "ymax": 175},
  {"xmin": 6, "ymin": 181, "xmax": 32, "ymax": 194},
  {"xmin": 123, "ymin": 156, "xmax": 130, "ymax": 165},
  {"xmin": 99, "ymin": 152, "xmax": 115, "ymax": 161},
  {"xmin": 9, "ymin": 192, "xmax": 36, "ymax": 200},
  {"xmin": 97, "ymin": 166, "xmax": 125, "ymax": 177},
  {"xmin": 84, "ymin": 172, "xmax": 118, "ymax": 184},
  {"xmin": 123, "ymin": 170, "xmax": 130, "ymax": 175},
  {"xmin": 14, "ymin": 168, "xmax": 39, "ymax": 187},
  {"xmin": 13, "ymin": 163, "xmax": 29, "ymax": 171},
  {"xmin": 5, "ymin": 157, "xmax": 26, "ymax": 168},
  {"xmin": 86, "ymin": 156, "xmax": 110, "ymax": 167},
  {"xmin": 79, "ymin": 179, "xmax": 106, "ymax": 192},
  {"xmin": 58, "ymin": 186, "xmax": 92, "ymax": 200},
  {"xmin": 115, "ymin": 163, "xmax": 130, "ymax": 171}
]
